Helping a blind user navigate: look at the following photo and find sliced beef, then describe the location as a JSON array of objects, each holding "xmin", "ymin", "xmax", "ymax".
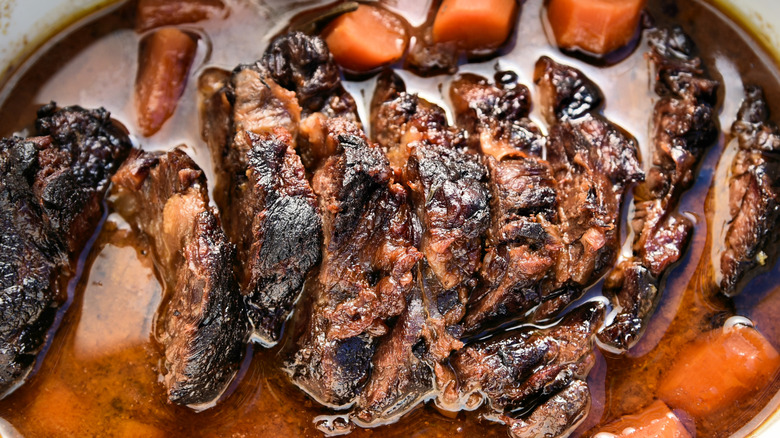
[
  {"xmin": 599, "ymin": 27, "xmax": 719, "ymax": 350},
  {"xmin": 535, "ymin": 57, "xmax": 642, "ymax": 290},
  {"xmin": 112, "ymin": 149, "xmax": 247, "ymax": 406},
  {"xmin": 353, "ymin": 288, "xmax": 433, "ymax": 424},
  {"xmin": 369, "ymin": 72, "xmax": 490, "ymax": 407},
  {"xmin": 0, "ymin": 104, "xmax": 131, "ymax": 395},
  {"xmin": 452, "ymin": 301, "xmax": 605, "ymax": 438},
  {"xmin": 199, "ymin": 34, "xmax": 325, "ymax": 345},
  {"xmin": 449, "ymin": 73, "xmax": 562, "ymax": 333},
  {"xmin": 372, "ymin": 70, "xmax": 490, "ymax": 320},
  {"xmin": 720, "ymin": 86, "xmax": 780, "ymax": 295},
  {"xmin": 200, "ymin": 65, "xmax": 303, "ymax": 202},
  {"xmin": 288, "ymin": 131, "xmax": 421, "ymax": 407},
  {"xmin": 450, "ymin": 72, "xmax": 545, "ymax": 159},
  {"xmin": 229, "ymin": 130, "xmax": 321, "ymax": 344},
  {"xmin": 468, "ymin": 58, "xmax": 643, "ymax": 333},
  {"xmin": 258, "ymin": 31, "xmax": 358, "ymax": 122}
]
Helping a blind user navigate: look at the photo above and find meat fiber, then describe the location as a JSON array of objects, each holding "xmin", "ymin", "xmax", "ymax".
[
  {"xmin": 452, "ymin": 301, "xmax": 605, "ymax": 438},
  {"xmin": 199, "ymin": 33, "xmax": 325, "ymax": 345},
  {"xmin": 287, "ymin": 129, "xmax": 421, "ymax": 407},
  {"xmin": 535, "ymin": 57, "xmax": 642, "ymax": 294},
  {"xmin": 370, "ymin": 71, "xmax": 490, "ymax": 408},
  {"xmin": 0, "ymin": 103, "xmax": 131, "ymax": 395},
  {"xmin": 450, "ymin": 72, "xmax": 561, "ymax": 333},
  {"xmin": 112, "ymin": 149, "xmax": 247, "ymax": 406}
]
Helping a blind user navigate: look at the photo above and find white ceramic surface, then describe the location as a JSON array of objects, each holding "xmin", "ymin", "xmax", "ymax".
[{"xmin": 0, "ymin": 0, "xmax": 777, "ymax": 436}]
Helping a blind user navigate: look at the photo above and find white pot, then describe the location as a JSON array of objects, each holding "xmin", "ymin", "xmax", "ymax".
[{"xmin": 0, "ymin": 0, "xmax": 777, "ymax": 436}]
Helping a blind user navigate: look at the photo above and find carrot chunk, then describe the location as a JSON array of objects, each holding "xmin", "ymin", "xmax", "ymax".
[
  {"xmin": 547, "ymin": 0, "xmax": 645, "ymax": 55},
  {"xmin": 432, "ymin": 0, "xmax": 518, "ymax": 51},
  {"xmin": 658, "ymin": 324, "xmax": 780, "ymax": 418},
  {"xmin": 595, "ymin": 400, "xmax": 692, "ymax": 438},
  {"xmin": 136, "ymin": 0, "xmax": 226, "ymax": 32},
  {"xmin": 135, "ymin": 28, "xmax": 197, "ymax": 137},
  {"xmin": 323, "ymin": 5, "xmax": 408, "ymax": 72}
]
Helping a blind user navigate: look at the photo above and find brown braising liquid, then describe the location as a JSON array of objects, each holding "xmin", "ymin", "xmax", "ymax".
[{"xmin": 0, "ymin": 0, "xmax": 778, "ymax": 437}]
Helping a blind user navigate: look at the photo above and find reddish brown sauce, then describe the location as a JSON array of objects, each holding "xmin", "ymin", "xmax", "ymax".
[{"xmin": 0, "ymin": 1, "xmax": 779, "ymax": 437}]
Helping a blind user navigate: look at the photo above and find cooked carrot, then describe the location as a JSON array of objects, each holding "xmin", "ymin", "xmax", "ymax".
[
  {"xmin": 136, "ymin": 0, "xmax": 226, "ymax": 32},
  {"xmin": 135, "ymin": 28, "xmax": 197, "ymax": 137},
  {"xmin": 547, "ymin": 0, "xmax": 645, "ymax": 55},
  {"xmin": 323, "ymin": 5, "xmax": 408, "ymax": 72},
  {"xmin": 432, "ymin": 0, "xmax": 518, "ymax": 51},
  {"xmin": 657, "ymin": 324, "xmax": 780, "ymax": 418},
  {"xmin": 595, "ymin": 400, "xmax": 692, "ymax": 438}
]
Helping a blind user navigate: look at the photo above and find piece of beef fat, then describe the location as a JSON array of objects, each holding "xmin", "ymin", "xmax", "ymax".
[
  {"xmin": 0, "ymin": 104, "xmax": 131, "ymax": 395},
  {"xmin": 599, "ymin": 27, "xmax": 719, "ymax": 350},
  {"xmin": 112, "ymin": 149, "xmax": 247, "ymax": 406}
]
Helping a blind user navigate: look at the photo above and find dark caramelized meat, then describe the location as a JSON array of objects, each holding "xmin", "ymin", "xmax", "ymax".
[
  {"xmin": 199, "ymin": 40, "xmax": 322, "ymax": 344},
  {"xmin": 464, "ymin": 156, "xmax": 561, "ymax": 332},
  {"xmin": 259, "ymin": 31, "xmax": 359, "ymax": 121},
  {"xmin": 534, "ymin": 58, "xmax": 642, "ymax": 319},
  {"xmin": 353, "ymin": 288, "xmax": 433, "ymax": 424},
  {"xmin": 449, "ymin": 72, "xmax": 561, "ymax": 333},
  {"xmin": 599, "ymin": 27, "xmax": 719, "ymax": 350},
  {"xmin": 450, "ymin": 72, "xmax": 544, "ymax": 159},
  {"xmin": 370, "ymin": 72, "xmax": 490, "ymax": 401},
  {"xmin": 720, "ymin": 86, "xmax": 780, "ymax": 295},
  {"xmin": 112, "ymin": 149, "xmax": 247, "ymax": 406},
  {"xmin": 372, "ymin": 70, "xmax": 490, "ymax": 315},
  {"xmin": 288, "ymin": 131, "xmax": 421, "ymax": 407},
  {"xmin": 202, "ymin": 64, "xmax": 302, "ymax": 189},
  {"xmin": 0, "ymin": 104, "xmax": 131, "ymax": 395},
  {"xmin": 452, "ymin": 301, "xmax": 605, "ymax": 438},
  {"xmin": 32, "ymin": 104, "xmax": 134, "ymax": 252},
  {"xmin": 229, "ymin": 130, "xmax": 321, "ymax": 344}
]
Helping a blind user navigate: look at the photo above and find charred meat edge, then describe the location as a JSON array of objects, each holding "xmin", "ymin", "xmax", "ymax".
[
  {"xmin": 598, "ymin": 27, "xmax": 719, "ymax": 350},
  {"xmin": 718, "ymin": 85, "xmax": 780, "ymax": 295},
  {"xmin": 452, "ymin": 301, "xmax": 605, "ymax": 438},
  {"xmin": 287, "ymin": 131, "xmax": 421, "ymax": 408},
  {"xmin": 199, "ymin": 32, "xmax": 331, "ymax": 345},
  {"xmin": 112, "ymin": 148, "xmax": 247, "ymax": 406},
  {"xmin": 0, "ymin": 103, "xmax": 131, "ymax": 395}
]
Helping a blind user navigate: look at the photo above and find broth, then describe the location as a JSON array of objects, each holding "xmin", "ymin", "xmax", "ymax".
[{"xmin": 0, "ymin": 0, "xmax": 778, "ymax": 437}]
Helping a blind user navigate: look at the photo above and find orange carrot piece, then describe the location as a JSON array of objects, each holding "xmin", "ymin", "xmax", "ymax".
[
  {"xmin": 135, "ymin": 28, "xmax": 197, "ymax": 137},
  {"xmin": 323, "ymin": 5, "xmax": 408, "ymax": 72},
  {"xmin": 136, "ymin": 0, "xmax": 226, "ymax": 32},
  {"xmin": 595, "ymin": 400, "xmax": 692, "ymax": 438},
  {"xmin": 658, "ymin": 324, "xmax": 780, "ymax": 418},
  {"xmin": 547, "ymin": 0, "xmax": 645, "ymax": 55},
  {"xmin": 432, "ymin": 0, "xmax": 518, "ymax": 51}
]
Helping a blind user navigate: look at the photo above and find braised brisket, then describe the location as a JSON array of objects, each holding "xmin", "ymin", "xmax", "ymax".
[
  {"xmin": 112, "ymin": 149, "xmax": 247, "ymax": 406},
  {"xmin": 0, "ymin": 103, "xmax": 131, "ymax": 395}
]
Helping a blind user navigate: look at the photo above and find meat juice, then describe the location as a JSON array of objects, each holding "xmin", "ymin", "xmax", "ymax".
[{"xmin": 0, "ymin": 0, "xmax": 778, "ymax": 437}]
